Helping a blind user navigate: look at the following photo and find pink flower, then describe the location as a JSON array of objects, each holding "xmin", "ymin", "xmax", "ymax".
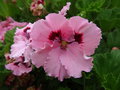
[
  {"xmin": 10, "ymin": 23, "xmax": 33, "ymax": 62},
  {"xmin": 30, "ymin": 13, "xmax": 101, "ymax": 81},
  {"xmin": 5, "ymin": 24, "xmax": 33, "ymax": 76},
  {"xmin": 59, "ymin": 2, "xmax": 71, "ymax": 16},
  {"xmin": 0, "ymin": 17, "xmax": 27, "ymax": 42},
  {"xmin": 5, "ymin": 56, "xmax": 32, "ymax": 76}
]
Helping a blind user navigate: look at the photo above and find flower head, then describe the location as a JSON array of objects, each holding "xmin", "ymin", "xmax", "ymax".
[
  {"xmin": 30, "ymin": 0, "xmax": 45, "ymax": 16},
  {"xmin": 30, "ymin": 13, "xmax": 101, "ymax": 81},
  {"xmin": 5, "ymin": 23, "xmax": 33, "ymax": 76}
]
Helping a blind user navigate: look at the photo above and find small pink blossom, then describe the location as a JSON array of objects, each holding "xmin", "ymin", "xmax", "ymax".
[
  {"xmin": 59, "ymin": 2, "xmax": 71, "ymax": 16},
  {"xmin": 10, "ymin": 23, "xmax": 33, "ymax": 62},
  {"xmin": 30, "ymin": 13, "xmax": 101, "ymax": 81},
  {"xmin": 5, "ymin": 23, "xmax": 33, "ymax": 76},
  {"xmin": 0, "ymin": 17, "xmax": 27, "ymax": 42}
]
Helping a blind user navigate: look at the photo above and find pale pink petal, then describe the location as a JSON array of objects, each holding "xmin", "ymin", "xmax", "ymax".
[
  {"xmin": 5, "ymin": 63, "xmax": 32, "ymax": 76},
  {"xmin": 24, "ymin": 46, "xmax": 33, "ymax": 63},
  {"xmin": 45, "ymin": 13, "xmax": 67, "ymax": 31},
  {"xmin": 69, "ymin": 16, "xmax": 88, "ymax": 32},
  {"xmin": 60, "ymin": 42, "xmax": 93, "ymax": 78},
  {"xmin": 15, "ymin": 23, "xmax": 33, "ymax": 36},
  {"xmin": 5, "ymin": 57, "xmax": 32, "ymax": 76},
  {"xmin": 31, "ymin": 19, "xmax": 52, "ymax": 50},
  {"xmin": 31, "ymin": 47, "xmax": 51, "ymax": 68},
  {"xmin": 69, "ymin": 16, "xmax": 101, "ymax": 55},
  {"xmin": 60, "ymin": 21, "xmax": 74, "ymax": 41},
  {"xmin": 59, "ymin": 2, "xmax": 71, "ymax": 16},
  {"xmin": 10, "ymin": 22, "xmax": 27, "ymax": 27},
  {"xmin": 10, "ymin": 36, "xmax": 27, "ymax": 58},
  {"xmin": 44, "ymin": 48, "xmax": 69, "ymax": 81},
  {"xmin": 79, "ymin": 22, "xmax": 101, "ymax": 55}
]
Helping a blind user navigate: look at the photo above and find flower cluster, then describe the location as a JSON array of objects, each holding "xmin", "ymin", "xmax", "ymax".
[
  {"xmin": 0, "ymin": 17, "xmax": 27, "ymax": 42},
  {"xmin": 5, "ymin": 2, "xmax": 101, "ymax": 81},
  {"xmin": 30, "ymin": 0, "xmax": 45, "ymax": 16}
]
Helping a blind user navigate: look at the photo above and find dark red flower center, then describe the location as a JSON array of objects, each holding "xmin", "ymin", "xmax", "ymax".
[
  {"xmin": 49, "ymin": 31, "xmax": 62, "ymax": 41},
  {"xmin": 48, "ymin": 31, "xmax": 83, "ymax": 49},
  {"xmin": 74, "ymin": 33, "xmax": 83, "ymax": 44}
]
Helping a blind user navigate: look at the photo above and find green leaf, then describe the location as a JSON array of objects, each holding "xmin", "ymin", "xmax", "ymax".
[
  {"xmin": 94, "ymin": 50, "xmax": 120, "ymax": 78},
  {"xmin": 97, "ymin": 8, "xmax": 120, "ymax": 32},
  {"xmin": 107, "ymin": 29, "xmax": 120, "ymax": 49},
  {"xmin": 102, "ymin": 74, "xmax": 120, "ymax": 90},
  {"xmin": 0, "ymin": 0, "xmax": 20, "ymax": 18},
  {"xmin": 94, "ymin": 50, "xmax": 120, "ymax": 89},
  {"xmin": 4, "ymin": 28, "xmax": 15, "ymax": 53}
]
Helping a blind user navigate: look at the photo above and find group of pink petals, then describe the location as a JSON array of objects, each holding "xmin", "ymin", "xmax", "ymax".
[
  {"xmin": 0, "ymin": 17, "xmax": 27, "ymax": 42},
  {"xmin": 5, "ymin": 2, "xmax": 101, "ymax": 81}
]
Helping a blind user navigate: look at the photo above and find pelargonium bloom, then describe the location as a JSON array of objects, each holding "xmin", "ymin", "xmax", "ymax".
[
  {"xmin": 10, "ymin": 23, "xmax": 33, "ymax": 59},
  {"xmin": 30, "ymin": 13, "xmax": 101, "ymax": 81},
  {"xmin": 5, "ymin": 23, "xmax": 33, "ymax": 76},
  {"xmin": 0, "ymin": 17, "xmax": 27, "ymax": 42}
]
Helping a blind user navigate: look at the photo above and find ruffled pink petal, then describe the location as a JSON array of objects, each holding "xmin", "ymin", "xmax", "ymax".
[
  {"xmin": 60, "ymin": 21, "xmax": 74, "ymax": 41},
  {"xmin": 44, "ymin": 48, "xmax": 69, "ymax": 81},
  {"xmin": 69, "ymin": 16, "xmax": 88, "ymax": 32},
  {"xmin": 10, "ymin": 22, "xmax": 27, "ymax": 27},
  {"xmin": 5, "ymin": 63, "xmax": 32, "ymax": 76},
  {"xmin": 5, "ymin": 57, "xmax": 32, "ymax": 76},
  {"xmin": 59, "ymin": 2, "xmax": 71, "ymax": 16},
  {"xmin": 69, "ymin": 16, "xmax": 101, "ymax": 55},
  {"xmin": 10, "ymin": 36, "xmax": 27, "ymax": 58},
  {"xmin": 31, "ymin": 19, "xmax": 51, "ymax": 50},
  {"xmin": 46, "ymin": 13, "xmax": 67, "ymax": 31},
  {"xmin": 15, "ymin": 23, "xmax": 33, "ymax": 36},
  {"xmin": 24, "ymin": 46, "xmax": 33, "ymax": 63},
  {"xmin": 31, "ymin": 47, "xmax": 51, "ymax": 68},
  {"xmin": 60, "ymin": 42, "xmax": 93, "ymax": 78},
  {"xmin": 79, "ymin": 22, "xmax": 101, "ymax": 55}
]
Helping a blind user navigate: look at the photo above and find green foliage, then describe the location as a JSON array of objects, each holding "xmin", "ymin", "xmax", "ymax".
[
  {"xmin": 107, "ymin": 29, "xmax": 120, "ymax": 49},
  {"xmin": 0, "ymin": 0, "xmax": 20, "ymax": 18},
  {"xmin": 94, "ymin": 50, "xmax": 120, "ymax": 90},
  {"xmin": 4, "ymin": 28, "xmax": 15, "ymax": 53},
  {"xmin": 0, "ymin": 28, "xmax": 15, "ymax": 87}
]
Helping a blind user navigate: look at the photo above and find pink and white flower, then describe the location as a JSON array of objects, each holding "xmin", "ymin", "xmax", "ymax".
[
  {"xmin": 30, "ymin": 13, "xmax": 101, "ymax": 81},
  {"xmin": 5, "ymin": 23, "xmax": 33, "ymax": 76}
]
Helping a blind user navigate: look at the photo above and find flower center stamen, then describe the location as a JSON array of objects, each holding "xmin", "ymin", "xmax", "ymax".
[{"xmin": 61, "ymin": 40, "xmax": 68, "ymax": 49}]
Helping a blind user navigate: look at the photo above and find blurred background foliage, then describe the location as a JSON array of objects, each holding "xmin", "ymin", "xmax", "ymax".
[{"xmin": 0, "ymin": 0, "xmax": 120, "ymax": 90}]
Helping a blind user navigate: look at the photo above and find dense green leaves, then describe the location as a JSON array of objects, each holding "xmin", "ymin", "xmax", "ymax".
[
  {"xmin": 4, "ymin": 28, "xmax": 15, "ymax": 53},
  {"xmin": 107, "ymin": 29, "xmax": 120, "ymax": 49},
  {"xmin": 0, "ymin": 29, "xmax": 15, "ymax": 87},
  {"xmin": 94, "ymin": 50, "xmax": 120, "ymax": 90}
]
